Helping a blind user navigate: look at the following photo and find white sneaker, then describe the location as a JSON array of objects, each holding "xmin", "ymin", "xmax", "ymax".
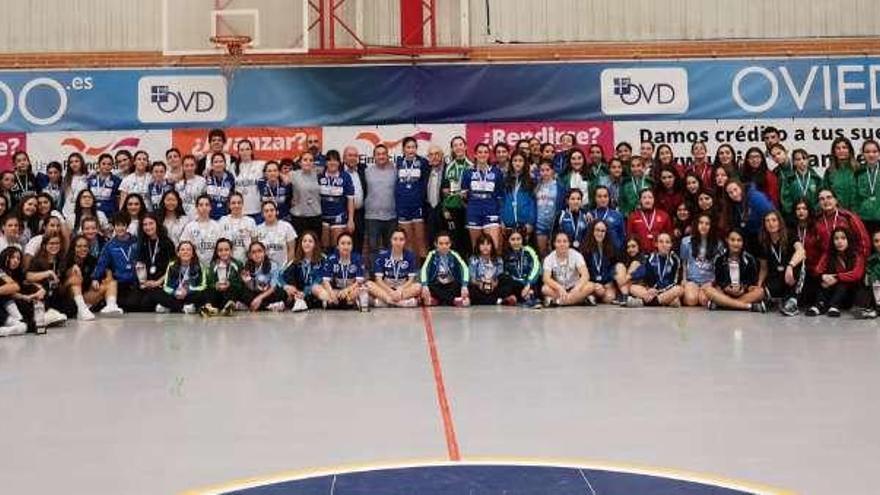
[
  {"xmin": 182, "ymin": 304, "xmax": 197, "ymax": 314},
  {"xmin": 0, "ymin": 321, "xmax": 27, "ymax": 337},
  {"xmin": 397, "ymin": 297, "xmax": 419, "ymax": 308},
  {"xmin": 155, "ymin": 304, "xmax": 170, "ymax": 314},
  {"xmin": 267, "ymin": 301, "xmax": 285, "ymax": 312},
  {"xmin": 4, "ymin": 315, "xmax": 21, "ymax": 326},
  {"xmin": 291, "ymin": 298, "xmax": 309, "ymax": 313},
  {"xmin": 44, "ymin": 308, "xmax": 68, "ymax": 327},
  {"xmin": 78, "ymin": 306, "xmax": 96, "ymax": 321},
  {"xmin": 100, "ymin": 304, "xmax": 124, "ymax": 316}
]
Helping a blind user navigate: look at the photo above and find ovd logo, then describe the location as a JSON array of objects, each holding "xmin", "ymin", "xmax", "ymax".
[
  {"xmin": 138, "ymin": 75, "xmax": 227, "ymax": 123},
  {"xmin": 601, "ymin": 68, "xmax": 689, "ymax": 115}
]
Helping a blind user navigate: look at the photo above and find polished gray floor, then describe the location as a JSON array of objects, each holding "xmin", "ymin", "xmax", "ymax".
[{"xmin": 0, "ymin": 308, "xmax": 877, "ymax": 494}]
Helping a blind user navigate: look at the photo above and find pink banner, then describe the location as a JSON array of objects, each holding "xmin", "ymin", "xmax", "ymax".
[
  {"xmin": 0, "ymin": 133, "xmax": 26, "ymax": 172},
  {"xmin": 466, "ymin": 121, "xmax": 615, "ymax": 156}
]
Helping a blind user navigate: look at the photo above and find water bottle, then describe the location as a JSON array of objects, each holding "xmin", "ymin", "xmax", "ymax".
[
  {"xmin": 729, "ymin": 259, "xmax": 741, "ymax": 287},
  {"xmin": 34, "ymin": 301, "xmax": 46, "ymax": 334},
  {"xmin": 357, "ymin": 286, "xmax": 370, "ymax": 312},
  {"xmin": 216, "ymin": 263, "xmax": 229, "ymax": 284},
  {"xmin": 135, "ymin": 262, "xmax": 147, "ymax": 284},
  {"xmin": 872, "ymin": 281, "xmax": 880, "ymax": 306}
]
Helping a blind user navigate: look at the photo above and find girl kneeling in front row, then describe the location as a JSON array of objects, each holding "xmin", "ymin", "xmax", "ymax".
[
  {"xmin": 421, "ymin": 231, "xmax": 470, "ymax": 307},
  {"xmin": 368, "ymin": 229, "xmax": 421, "ymax": 308},
  {"xmin": 703, "ymin": 229, "xmax": 767, "ymax": 312},
  {"xmin": 278, "ymin": 231, "xmax": 329, "ymax": 312},
  {"xmin": 154, "ymin": 241, "xmax": 207, "ymax": 314},
  {"xmin": 627, "ymin": 232, "xmax": 684, "ymax": 307},
  {"xmin": 541, "ymin": 231, "xmax": 594, "ymax": 307}
]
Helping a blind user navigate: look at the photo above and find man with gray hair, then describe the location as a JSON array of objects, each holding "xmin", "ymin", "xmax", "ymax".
[
  {"xmin": 343, "ymin": 145, "xmax": 367, "ymax": 252},
  {"xmin": 424, "ymin": 144, "xmax": 446, "ymax": 245}
]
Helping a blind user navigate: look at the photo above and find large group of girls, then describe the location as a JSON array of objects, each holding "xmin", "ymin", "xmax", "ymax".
[{"xmin": 1, "ymin": 126, "xmax": 879, "ymax": 337}]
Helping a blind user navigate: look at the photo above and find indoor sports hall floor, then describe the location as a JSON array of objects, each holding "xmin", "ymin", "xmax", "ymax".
[{"xmin": 0, "ymin": 307, "xmax": 877, "ymax": 495}]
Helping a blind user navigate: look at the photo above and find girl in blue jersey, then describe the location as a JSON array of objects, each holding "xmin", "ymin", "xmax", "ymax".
[
  {"xmin": 553, "ymin": 189, "xmax": 589, "ymax": 250},
  {"xmin": 588, "ymin": 186, "xmax": 625, "ymax": 252},
  {"xmin": 87, "ymin": 153, "xmax": 122, "ymax": 217},
  {"xmin": 367, "ymin": 228, "xmax": 421, "ymax": 308},
  {"xmin": 501, "ymin": 152, "xmax": 536, "ymax": 244},
  {"xmin": 318, "ymin": 150, "xmax": 355, "ymax": 247},
  {"xmin": 583, "ymin": 220, "xmax": 618, "ymax": 304},
  {"xmin": 278, "ymin": 231, "xmax": 328, "ymax": 312},
  {"xmin": 501, "ymin": 230, "xmax": 541, "ymax": 307},
  {"xmin": 205, "ymin": 153, "xmax": 236, "ymax": 220},
  {"xmin": 533, "ymin": 160, "xmax": 565, "ymax": 256},
  {"xmin": 256, "ymin": 161, "xmax": 291, "ymax": 223},
  {"xmin": 322, "ymin": 232, "xmax": 367, "ymax": 310},
  {"xmin": 627, "ymin": 232, "xmax": 684, "ymax": 307},
  {"xmin": 468, "ymin": 233, "xmax": 506, "ymax": 305},
  {"xmin": 462, "ymin": 143, "xmax": 505, "ymax": 251},
  {"xmin": 420, "ymin": 231, "xmax": 469, "ymax": 307},
  {"xmin": 240, "ymin": 240, "xmax": 285, "ymax": 312},
  {"xmin": 147, "ymin": 161, "xmax": 174, "ymax": 213},
  {"xmin": 395, "ymin": 137, "xmax": 430, "ymax": 258},
  {"xmin": 37, "ymin": 162, "xmax": 64, "ymax": 212}
]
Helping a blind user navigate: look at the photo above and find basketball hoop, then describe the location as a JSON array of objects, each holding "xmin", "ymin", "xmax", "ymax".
[{"xmin": 210, "ymin": 35, "xmax": 252, "ymax": 82}]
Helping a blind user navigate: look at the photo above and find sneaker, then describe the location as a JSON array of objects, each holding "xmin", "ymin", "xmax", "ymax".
[
  {"xmin": 397, "ymin": 297, "xmax": 419, "ymax": 308},
  {"xmin": 613, "ymin": 293, "xmax": 627, "ymax": 306},
  {"xmin": 291, "ymin": 298, "xmax": 309, "ymax": 312},
  {"xmin": 4, "ymin": 315, "xmax": 20, "ymax": 326},
  {"xmin": 626, "ymin": 296, "xmax": 644, "ymax": 308},
  {"xmin": 780, "ymin": 298, "xmax": 799, "ymax": 317},
  {"xmin": 805, "ymin": 306, "xmax": 821, "ymax": 317},
  {"xmin": 267, "ymin": 301, "xmax": 285, "ymax": 312},
  {"xmin": 584, "ymin": 295, "xmax": 597, "ymax": 307},
  {"xmin": 234, "ymin": 302, "xmax": 249, "ymax": 311},
  {"xmin": 0, "ymin": 321, "xmax": 27, "ymax": 337},
  {"xmin": 100, "ymin": 304, "xmax": 124, "ymax": 316},
  {"xmin": 199, "ymin": 304, "xmax": 218, "ymax": 318},
  {"xmin": 706, "ymin": 300, "xmax": 718, "ymax": 311},
  {"xmin": 78, "ymin": 306, "xmax": 96, "ymax": 321},
  {"xmin": 221, "ymin": 301, "xmax": 236, "ymax": 316},
  {"xmin": 182, "ymin": 304, "xmax": 198, "ymax": 315},
  {"xmin": 858, "ymin": 307, "xmax": 878, "ymax": 319},
  {"xmin": 155, "ymin": 304, "xmax": 170, "ymax": 314},
  {"xmin": 826, "ymin": 306, "xmax": 841, "ymax": 318},
  {"xmin": 44, "ymin": 308, "xmax": 68, "ymax": 327},
  {"xmin": 750, "ymin": 301, "xmax": 767, "ymax": 313}
]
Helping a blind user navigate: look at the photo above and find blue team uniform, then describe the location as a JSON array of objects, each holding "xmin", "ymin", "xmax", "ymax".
[
  {"xmin": 205, "ymin": 171, "xmax": 236, "ymax": 219},
  {"xmin": 318, "ymin": 170, "xmax": 354, "ymax": 226},
  {"xmin": 279, "ymin": 256, "xmax": 325, "ymax": 296},
  {"xmin": 373, "ymin": 249, "xmax": 418, "ymax": 287},
  {"xmin": 36, "ymin": 173, "xmax": 64, "ymax": 210},
  {"xmin": 256, "ymin": 179, "xmax": 291, "ymax": 219},
  {"xmin": 87, "ymin": 173, "xmax": 122, "ymax": 216},
  {"xmin": 461, "ymin": 165, "xmax": 504, "ymax": 228},
  {"xmin": 588, "ymin": 207, "xmax": 625, "ymax": 252},
  {"xmin": 323, "ymin": 252, "xmax": 365, "ymax": 290},
  {"xmin": 553, "ymin": 209, "xmax": 590, "ymax": 249},
  {"xmin": 395, "ymin": 155, "xmax": 430, "ymax": 222},
  {"xmin": 148, "ymin": 180, "xmax": 174, "ymax": 212}
]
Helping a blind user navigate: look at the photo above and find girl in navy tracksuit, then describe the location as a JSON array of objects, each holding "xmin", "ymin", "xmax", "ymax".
[
  {"xmin": 501, "ymin": 152, "xmax": 537, "ymax": 241},
  {"xmin": 628, "ymin": 232, "xmax": 684, "ymax": 307},
  {"xmin": 583, "ymin": 220, "xmax": 618, "ymax": 304},
  {"xmin": 552, "ymin": 189, "xmax": 589, "ymax": 250},
  {"xmin": 205, "ymin": 153, "xmax": 236, "ymax": 219},
  {"xmin": 278, "ymin": 231, "xmax": 329, "ymax": 311},
  {"xmin": 91, "ymin": 215, "xmax": 137, "ymax": 313},
  {"xmin": 256, "ymin": 161, "xmax": 291, "ymax": 223},
  {"xmin": 703, "ymin": 229, "xmax": 767, "ymax": 312},
  {"xmin": 588, "ymin": 186, "xmax": 625, "ymax": 252},
  {"xmin": 420, "ymin": 231, "xmax": 470, "ymax": 307},
  {"xmin": 502, "ymin": 230, "xmax": 541, "ymax": 306}
]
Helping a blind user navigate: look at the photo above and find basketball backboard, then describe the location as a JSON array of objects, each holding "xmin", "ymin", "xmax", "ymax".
[{"xmin": 162, "ymin": 0, "xmax": 309, "ymax": 55}]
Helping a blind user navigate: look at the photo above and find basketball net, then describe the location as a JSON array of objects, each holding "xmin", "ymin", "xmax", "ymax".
[{"xmin": 210, "ymin": 35, "xmax": 252, "ymax": 82}]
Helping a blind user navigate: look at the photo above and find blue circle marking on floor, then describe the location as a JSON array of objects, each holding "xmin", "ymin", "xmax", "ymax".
[{"xmin": 194, "ymin": 461, "xmax": 790, "ymax": 495}]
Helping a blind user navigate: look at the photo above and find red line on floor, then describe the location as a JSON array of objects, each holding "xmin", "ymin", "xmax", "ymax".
[{"xmin": 420, "ymin": 305, "xmax": 461, "ymax": 461}]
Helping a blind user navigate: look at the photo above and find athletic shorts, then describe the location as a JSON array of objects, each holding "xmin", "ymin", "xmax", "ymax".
[
  {"xmin": 535, "ymin": 220, "xmax": 553, "ymax": 236},
  {"xmin": 322, "ymin": 212, "xmax": 349, "ymax": 227},
  {"xmin": 466, "ymin": 210, "xmax": 500, "ymax": 229},
  {"xmin": 396, "ymin": 205, "xmax": 424, "ymax": 223}
]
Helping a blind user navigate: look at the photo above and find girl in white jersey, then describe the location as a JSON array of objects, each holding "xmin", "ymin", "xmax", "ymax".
[
  {"xmin": 157, "ymin": 189, "xmax": 188, "ymax": 245},
  {"xmin": 119, "ymin": 150, "xmax": 152, "ymax": 210},
  {"xmin": 233, "ymin": 139, "xmax": 265, "ymax": 217},
  {"xmin": 62, "ymin": 152, "xmax": 89, "ymax": 219},
  {"xmin": 179, "ymin": 195, "xmax": 221, "ymax": 267},
  {"xmin": 176, "ymin": 154, "xmax": 207, "ymax": 217},
  {"xmin": 219, "ymin": 192, "xmax": 257, "ymax": 263},
  {"xmin": 254, "ymin": 201, "xmax": 297, "ymax": 267}
]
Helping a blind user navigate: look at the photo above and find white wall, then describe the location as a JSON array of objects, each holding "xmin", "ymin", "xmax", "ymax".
[{"xmin": 0, "ymin": 0, "xmax": 877, "ymax": 53}]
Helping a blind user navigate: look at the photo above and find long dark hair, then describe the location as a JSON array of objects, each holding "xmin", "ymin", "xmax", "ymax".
[
  {"xmin": 0, "ymin": 246, "xmax": 24, "ymax": 282},
  {"xmin": 121, "ymin": 193, "xmax": 147, "ymax": 224},
  {"xmin": 563, "ymin": 148, "xmax": 589, "ymax": 181},
  {"xmin": 474, "ymin": 233, "xmax": 498, "ymax": 259},
  {"xmin": 244, "ymin": 241, "xmax": 272, "ymax": 274},
  {"xmin": 211, "ymin": 237, "xmax": 234, "ymax": 264},
  {"xmin": 138, "ymin": 212, "xmax": 170, "ymax": 244},
  {"xmin": 690, "ymin": 212, "xmax": 720, "ymax": 259},
  {"xmin": 65, "ymin": 234, "xmax": 95, "ymax": 269},
  {"xmin": 15, "ymin": 196, "xmax": 39, "ymax": 237},
  {"xmin": 758, "ymin": 210, "xmax": 790, "ymax": 251},
  {"xmin": 156, "ymin": 189, "xmax": 186, "ymax": 224},
  {"xmin": 293, "ymin": 231, "xmax": 323, "ymax": 264},
  {"xmin": 828, "ymin": 227, "xmax": 857, "ymax": 269},
  {"xmin": 63, "ymin": 152, "xmax": 87, "ymax": 190},
  {"xmin": 741, "ymin": 147, "xmax": 770, "ymax": 193},
  {"xmin": 829, "ymin": 137, "xmax": 857, "ymax": 172},
  {"xmin": 583, "ymin": 220, "xmax": 615, "ymax": 260},
  {"xmin": 504, "ymin": 152, "xmax": 535, "ymax": 192}
]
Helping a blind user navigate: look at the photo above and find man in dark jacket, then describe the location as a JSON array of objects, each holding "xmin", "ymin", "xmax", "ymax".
[
  {"xmin": 424, "ymin": 145, "xmax": 446, "ymax": 246},
  {"xmin": 343, "ymin": 145, "xmax": 368, "ymax": 253}
]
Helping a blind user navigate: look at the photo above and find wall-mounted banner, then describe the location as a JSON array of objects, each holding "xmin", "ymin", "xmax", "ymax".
[
  {"xmin": 172, "ymin": 127, "xmax": 321, "ymax": 162},
  {"xmin": 0, "ymin": 132, "xmax": 25, "ymax": 171},
  {"xmin": 27, "ymin": 129, "xmax": 171, "ymax": 172},
  {"xmin": 0, "ymin": 57, "xmax": 879, "ymax": 131},
  {"xmin": 323, "ymin": 124, "xmax": 466, "ymax": 164},
  {"xmin": 466, "ymin": 121, "xmax": 614, "ymax": 155}
]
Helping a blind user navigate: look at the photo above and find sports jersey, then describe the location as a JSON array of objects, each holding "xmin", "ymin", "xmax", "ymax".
[
  {"xmin": 318, "ymin": 170, "xmax": 355, "ymax": 222},
  {"xmin": 62, "ymin": 175, "xmax": 89, "ymax": 219},
  {"xmin": 468, "ymin": 256, "xmax": 504, "ymax": 286},
  {"xmin": 553, "ymin": 209, "xmax": 589, "ymax": 249},
  {"xmin": 584, "ymin": 249, "xmax": 617, "ymax": 284},
  {"xmin": 234, "ymin": 160, "xmax": 266, "ymax": 215},
  {"xmin": 503, "ymin": 246, "xmax": 541, "ymax": 285},
  {"xmin": 87, "ymin": 173, "xmax": 122, "ymax": 216},
  {"xmin": 205, "ymin": 171, "xmax": 236, "ymax": 219},
  {"xmin": 323, "ymin": 252, "xmax": 365, "ymax": 289},
  {"xmin": 257, "ymin": 178, "xmax": 291, "ymax": 213},
  {"xmin": 179, "ymin": 218, "xmax": 222, "ymax": 267},
  {"xmin": 420, "ymin": 249, "xmax": 469, "ymax": 285},
  {"xmin": 632, "ymin": 252, "xmax": 681, "ymax": 290},
  {"xmin": 372, "ymin": 249, "xmax": 418, "ymax": 287},
  {"xmin": 461, "ymin": 165, "xmax": 504, "ymax": 216},
  {"xmin": 395, "ymin": 155, "xmax": 430, "ymax": 214},
  {"xmin": 534, "ymin": 179, "xmax": 565, "ymax": 234},
  {"xmin": 542, "ymin": 250, "xmax": 586, "ymax": 290},
  {"xmin": 36, "ymin": 174, "xmax": 63, "ymax": 210},
  {"xmin": 147, "ymin": 180, "xmax": 174, "ymax": 212},
  {"xmin": 279, "ymin": 256, "xmax": 325, "ymax": 290},
  {"xmin": 175, "ymin": 176, "xmax": 207, "ymax": 217},
  {"xmin": 218, "ymin": 214, "xmax": 257, "ymax": 263},
  {"xmin": 680, "ymin": 235, "xmax": 722, "ymax": 285},
  {"xmin": 255, "ymin": 220, "xmax": 297, "ymax": 267},
  {"xmin": 588, "ymin": 207, "xmax": 625, "ymax": 252},
  {"xmin": 119, "ymin": 173, "xmax": 151, "ymax": 205}
]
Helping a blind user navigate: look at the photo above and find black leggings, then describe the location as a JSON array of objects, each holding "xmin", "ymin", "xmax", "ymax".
[
  {"xmin": 240, "ymin": 288, "xmax": 283, "ymax": 310},
  {"xmin": 816, "ymin": 282, "xmax": 859, "ymax": 309},
  {"xmin": 764, "ymin": 266, "xmax": 804, "ymax": 302},
  {"xmin": 207, "ymin": 288, "xmax": 243, "ymax": 308},
  {"xmin": 152, "ymin": 290, "xmax": 207, "ymax": 313},
  {"xmin": 468, "ymin": 277, "xmax": 516, "ymax": 305},
  {"xmin": 428, "ymin": 280, "xmax": 462, "ymax": 306}
]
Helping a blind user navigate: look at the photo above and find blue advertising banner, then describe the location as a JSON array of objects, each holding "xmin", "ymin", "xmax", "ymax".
[{"xmin": 0, "ymin": 57, "xmax": 879, "ymax": 131}]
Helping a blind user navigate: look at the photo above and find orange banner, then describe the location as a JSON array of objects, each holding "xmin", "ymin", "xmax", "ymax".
[{"xmin": 172, "ymin": 127, "xmax": 322, "ymax": 162}]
